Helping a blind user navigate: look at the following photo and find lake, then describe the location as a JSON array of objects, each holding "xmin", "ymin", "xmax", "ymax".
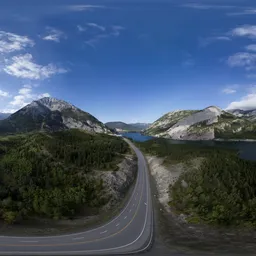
[{"xmin": 121, "ymin": 132, "xmax": 256, "ymax": 161}]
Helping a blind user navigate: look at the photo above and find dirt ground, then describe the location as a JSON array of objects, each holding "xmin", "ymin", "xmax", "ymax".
[{"xmin": 147, "ymin": 155, "xmax": 256, "ymax": 256}]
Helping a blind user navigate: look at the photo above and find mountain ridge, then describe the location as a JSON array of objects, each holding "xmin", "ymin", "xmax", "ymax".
[
  {"xmin": 145, "ymin": 106, "xmax": 256, "ymax": 140},
  {"xmin": 0, "ymin": 97, "xmax": 111, "ymax": 134},
  {"xmin": 105, "ymin": 122, "xmax": 150, "ymax": 132}
]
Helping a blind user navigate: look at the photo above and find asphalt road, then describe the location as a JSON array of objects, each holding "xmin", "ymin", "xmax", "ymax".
[{"xmin": 0, "ymin": 138, "xmax": 153, "ymax": 255}]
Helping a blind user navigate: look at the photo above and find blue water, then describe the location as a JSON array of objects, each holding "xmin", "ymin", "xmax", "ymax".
[
  {"xmin": 121, "ymin": 132, "xmax": 256, "ymax": 161},
  {"xmin": 121, "ymin": 132, "xmax": 153, "ymax": 142}
]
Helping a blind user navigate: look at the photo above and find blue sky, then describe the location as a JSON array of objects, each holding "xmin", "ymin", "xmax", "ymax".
[{"xmin": 0, "ymin": 0, "xmax": 256, "ymax": 123}]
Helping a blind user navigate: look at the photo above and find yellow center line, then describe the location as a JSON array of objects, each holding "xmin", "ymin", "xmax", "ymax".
[{"xmin": 0, "ymin": 165, "xmax": 146, "ymax": 248}]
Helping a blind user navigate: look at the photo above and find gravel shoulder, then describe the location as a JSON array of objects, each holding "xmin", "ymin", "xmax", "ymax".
[{"xmin": 146, "ymin": 155, "xmax": 256, "ymax": 256}]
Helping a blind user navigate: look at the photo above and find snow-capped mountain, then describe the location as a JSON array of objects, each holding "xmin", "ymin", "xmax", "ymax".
[
  {"xmin": 0, "ymin": 97, "xmax": 111, "ymax": 134},
  {"xmin": 227, "ymin": 109, "xmax": 256, "ymax": 122},
  {"xmin": 145, "ymin": 106, "xmax": 256, "ymax": 140}
]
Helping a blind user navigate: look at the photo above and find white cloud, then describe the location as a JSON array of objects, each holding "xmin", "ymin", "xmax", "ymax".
[
  {"xmin": 7, "ymin": 85, "xmax": 50, "ymax": 111},
  {"xmin": 42, "ymin": 27, "xmax": 66, "ymax": 43},
  {"xmin": 66, "ymin": 5, "xmax": 105, "ymax": 11},
  {"xmin": 87, "ymin": 23, "xmax": 106, "ymax": 31},
  {"xmin": 228, "ymin": 8, "xmax": 256, "ymax": 16},
  {"xmin": 245, "ymin": 44, "xmax": 256, "ymax": 52},
  {"xmin": 111, "ymin": 25, "xmax": 125, "ymax": 36},
  {"xmin": 84, "ymin": 25, "xmax": 125, "ymax": 48},
  {"xmin": 199, "ymin": 36, "xmax": 231, "ymax": 47},
  {"xmin": 247, "ymin": 74, "xmax": 256, "ymax": 79},
  {"xmin": 227, "ymin": 52, "xmax": 256, "ymax": 69},
  {"xmin": 77, "ymin": 25, "xmax": 87, "ymax": 32},
  {"xmin": 222, "ymin": 88, "xmax": 236, "ymax": 94},
  {"xmin": 226, "ymin": 91, "xmax": 256, "ymax": 110},
  {"xmin": 3, "ymin": 53, "xmax": 67, "ymax": 80},
  {"xmin": 0, "ymin": 31, "xmax": 34, "ymax": 53},
  {"xmin": 231, "ymin": 25, "xmax": 256, "ymax": 39},
  {"xmin": 0, "ymin": 89, "xmax": 9, "ymax": 97},
  {"xmin": 181, "ymin": 4, "xmax": 235, "ymax": 10}
]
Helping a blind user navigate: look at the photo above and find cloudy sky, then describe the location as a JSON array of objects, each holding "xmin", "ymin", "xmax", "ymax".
[{"xmin": 0, "ymin": 0, "xmax": 256, "ymax": 123}]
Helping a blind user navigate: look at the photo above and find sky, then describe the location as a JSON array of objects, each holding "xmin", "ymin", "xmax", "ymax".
[{"xmin": 0, "ymin": 0, "xmax": 256, "ymax": 123}]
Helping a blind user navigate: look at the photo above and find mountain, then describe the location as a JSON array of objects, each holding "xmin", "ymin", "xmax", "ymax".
[
  {"xmin": 129, "ymin": 123, "xmax": 150, "ymax": 130},
  {"xmin": 0, "ymin": 113, "xmax": 10, "ymax": 120},
  {"xmin": 105, "ymin": 122, "xmax": 150, "ymax": 132},
  {"xmin": 0, "ymin": 97, "xmax": 111, "ymax": 134},
  {"xmin": 227, "ymin": 109, "xmax": 256, "ymax": 122},
  {"xmin": 145, "ymin": 106, "xmax": 256, "ymax": 140}
]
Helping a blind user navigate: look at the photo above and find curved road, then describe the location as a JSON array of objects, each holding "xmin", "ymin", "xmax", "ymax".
[{"xmin": 0, "ymin": 139, "xmax": 153, "ymax": 255}]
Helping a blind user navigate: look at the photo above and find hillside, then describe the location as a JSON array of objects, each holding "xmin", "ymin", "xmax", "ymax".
[
  {"xmin": 228, "ymin": 109, "xmax": 256, "ymax": 122},
  {"xmin": 0, "ymin": 98, "xmax": 111, "ymax": 134},
  {"xmin": 145, "ymin": 106, "xmax": 256, "ymax": 140},
  {"xmin": 105, "ymin": 122, "xmax": 150, "ymax": 132},
  {"xmin": 0, "ymin": 113, "xmax": 10, "ymax": 120},
  {"xmin": 0, "ymin": 130, "xmax": 135, "ymax": 224}
]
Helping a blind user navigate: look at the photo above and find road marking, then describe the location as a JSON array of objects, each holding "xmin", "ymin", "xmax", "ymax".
[
  {"xmin": 133, "ymin": 203, "xmax": 135, "ymax": 207},
  {"xmin": 20, "ymin": 241, "xmax": 38, "ymax": 243},
  {"xmin": 100, "ymin": 230, "xmax": 107, "ymax": 234},
  {"xmin": 116, "ymin": 223, "xmax": 120, "ymax": 227},
  {"xmin": 129, "ymin": 209, "xmax": 132, "ymax": 213},
  {"xmin": 144, "ymin": 202, "xmax": 147, "ymax": 206},
  {"xmin": 124, "ymin": 216, "xmax": 127, "ymax": 219},
  {"xmin": 1, "ymin": 152, "xmax": 142, "ymax": 240},
  {"xmin": 0, "ymin": 141, "xmax": 150, "ymax": 251},
  {"xmin": 72, "ymin": 237, "xmax": 84, "ymax": 240}
]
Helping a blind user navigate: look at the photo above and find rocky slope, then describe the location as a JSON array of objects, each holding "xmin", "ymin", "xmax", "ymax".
[
  {"xmin": 145, "ymin": 106, "xmax": 256, "ymax": 140},
  {"xmin": 0, "ymin": 97, "xmax": 111, "ymax": 134},
  {"xmin": 228, "ymin": 109, "xmax": 256, "ymax": 122}
]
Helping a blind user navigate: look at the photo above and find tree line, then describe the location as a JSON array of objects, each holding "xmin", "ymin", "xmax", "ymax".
[
  {"xmin": 137, "ymin": 138, "xmax": 256, "ymax": 226},
  {"xmin": 0, "ymin": 130, "xmax": 129, "ymax": 224}
]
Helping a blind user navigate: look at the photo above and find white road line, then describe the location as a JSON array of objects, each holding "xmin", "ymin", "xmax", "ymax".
[
  {"xmin": 0, "ymin": 149, "xmax": 141, "ymax": 240},
  {"xmin": 129, "ymin": 209, "xmax": 132, "ymax": 213},
  {"xmin": 116, "ymin": 223, "xmax": 120, "ymax": 227},
  {"xmin": 20, "ymin": 241, "xmax": 38, "ymax": 243},
  {"xmin": 124, "ymin": 216, "xmax": 127, "ymax": 219},
  {"xmin": 144, "ymin": 202, "xmax": 147, "ymax": 205},
  {"xmin": 100, "ymin": 230, "xmax": 107, "ymax": 234},
  {"xmin": 133, "ymin": 203, "xmax": 135, "ymax": 207},
  {"xmin": 72, "ymin": 237, "xmax": 84, "ymax": 240}
]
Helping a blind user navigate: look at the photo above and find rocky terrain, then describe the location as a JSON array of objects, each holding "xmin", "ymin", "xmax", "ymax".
[
  {"xmin": 0, "ymin": 97, "xmax": 111, "ymax": 134},
  {"xmin": 228, "ymin": 109, "xmax": 256, "ymax": 122},
  {"xmin": 96, "ymin": 154, "xmax": 137, "ymax": 210},
  {"xmin": 145, "ymin": 106, "xmax": 256, "ymax": 140}
]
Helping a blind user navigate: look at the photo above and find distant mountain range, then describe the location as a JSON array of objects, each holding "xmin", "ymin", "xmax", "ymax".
[
  {"xmin": 145, "ymin": 106, "xmax": 256, "ymax": 140},
  {"xmin": 105, "ymin": 122, "xmax": 150, "ymax": 132},
  {"xmin": 227, "ymin": 109, "xmax": 256, "ymax": 122},
  {"xmin": 0, "ymin": 98, "xmax": 111, "ymax": 134},
  {"xmin": 0, "ymin": 113, "xmax": 10, "ymax": 120}
]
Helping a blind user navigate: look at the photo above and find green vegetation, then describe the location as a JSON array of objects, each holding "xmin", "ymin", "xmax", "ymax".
[
  {"xmin": 0, "ymin": 130, "xmax": 129, "ymax": 223},
  {"xmin": 137, "ymin": 138, "xmax": 256, "ymax": 226},
  {"xmin": 145, "ymin": 110, "xmax": 199, "ymax": 135},
  {"xmin": 215, "ymin": 127, "xmax": 256, "ymax": 140}
]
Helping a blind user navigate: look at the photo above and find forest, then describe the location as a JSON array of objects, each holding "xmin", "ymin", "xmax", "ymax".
[
  {"xmin": 137, "ymin": 138, "xmax": 256, "ymax": 226},
  {"xmin": 0, "ymin": 130, "xmax": 129, "ymax": 224}
]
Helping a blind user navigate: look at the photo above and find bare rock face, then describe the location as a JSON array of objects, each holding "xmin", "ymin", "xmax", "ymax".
[
  {"xmin": 96, "ymin": 155, "xmax": 137, "ymax": 210},
  {"xmin": 0, "ymin": 97, "xmax": 111, "ymax": 134},
  {"xmin": 145, "ymin": 106, "xmax": 256, "ymax": 140}
]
